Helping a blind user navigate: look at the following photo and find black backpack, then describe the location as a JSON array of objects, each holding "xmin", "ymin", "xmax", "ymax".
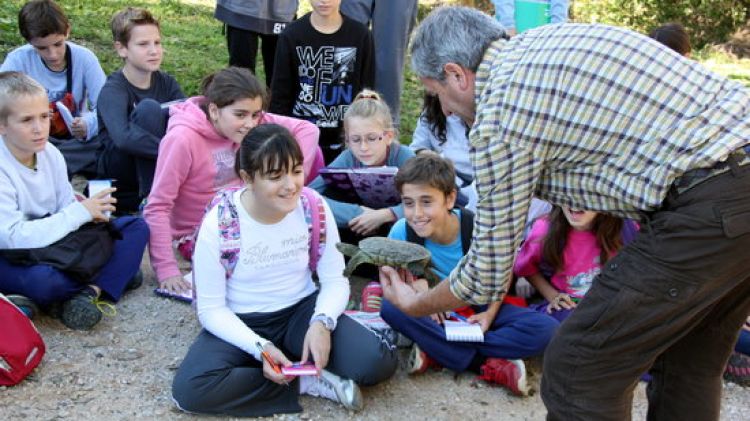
[
  {"xmin": 404, "ymin": 207, "xmax": 474, "ymax": 254},
  {"xmin": 0, "ymin": 222, "xmax": 122, "ymax": 283}
]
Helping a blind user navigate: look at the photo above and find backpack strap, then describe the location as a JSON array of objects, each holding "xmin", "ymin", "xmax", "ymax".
[
  {"xmin": 215, "ymin": 188, "xmax": 242, "ymax": 279},
  {"xmin": 64, "ymin": 44, "xmax": 73, "ymax": 94},
  {"xmin": 458, "ymin": 207, "xmax": 474, "ymax": 254},
  {"xmin": 404, "ymin": 219, "xmax": 425, "ymax": 246},
  {"xmin": 203, "ymin": 187, "xmax": 327, "ymax": 282},
  {"xmin": 300, "ymin": 187, "xmax": 326, "ymax": 272}
]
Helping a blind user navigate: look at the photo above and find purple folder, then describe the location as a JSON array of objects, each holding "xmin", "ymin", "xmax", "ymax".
[{"xmin": 318, "ymin": 167, "xmax": 401, "ymax": 208}]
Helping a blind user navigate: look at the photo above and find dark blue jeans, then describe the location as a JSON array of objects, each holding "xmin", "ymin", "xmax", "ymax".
[
  {"xmin": 0, "ymin": 216, "xmax": 149, "ymax": 305},
  {"xmin": 381, "ymin": 299, "xmax": 559, "ymax": 372},
  {"xmin": 99, "ymin": 99, "xmax": 170, "ymax": 212},
  {"xmin": 737, "ymin": 329, "xmax": 750, "ymax": 356}
]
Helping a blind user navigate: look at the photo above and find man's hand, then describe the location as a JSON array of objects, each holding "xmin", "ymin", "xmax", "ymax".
[
  {"xmin": 380, "ymin": 266, "xmax": 466, "ymax": 317},
  {"xmin": 380, "ymin": 266, "xmax": 421, "ymax": 315}
]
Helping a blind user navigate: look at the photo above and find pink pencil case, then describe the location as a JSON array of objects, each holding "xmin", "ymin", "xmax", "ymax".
[{"xmin": 281, "ymin": 362, "xmax": 319, "ymax": 376}]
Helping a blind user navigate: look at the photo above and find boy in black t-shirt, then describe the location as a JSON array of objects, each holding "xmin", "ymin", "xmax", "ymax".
[
  {"xmin": 270, "ymin": 0, "xmax": 374, "ymax": 164},
  {"xmin": 96, "ymin": 7, "xmax": 184, "ymax": 213}
]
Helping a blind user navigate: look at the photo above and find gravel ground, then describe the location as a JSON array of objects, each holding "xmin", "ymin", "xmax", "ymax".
[{"xmin": 2, "ymin": 255, "xmax": 749, "ymax": 420}]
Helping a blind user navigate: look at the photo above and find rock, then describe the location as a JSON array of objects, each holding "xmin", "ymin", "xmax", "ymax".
[{"xmin": 113, "ymin": 349, "xmax": 144, "ymax": 361}]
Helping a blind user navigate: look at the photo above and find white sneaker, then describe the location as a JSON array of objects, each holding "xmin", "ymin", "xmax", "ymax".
[{"xmin": 299, "ymin": 369, "xmax": 363, "ymax": 411}]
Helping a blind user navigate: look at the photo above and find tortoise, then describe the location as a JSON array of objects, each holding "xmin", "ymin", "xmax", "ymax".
[{"xmin": 336, "ymin": 237, "xmax": 441, "ymax": 285}]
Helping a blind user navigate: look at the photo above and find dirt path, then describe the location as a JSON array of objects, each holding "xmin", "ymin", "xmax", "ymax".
[{"xmin": 2, "ymin": 257, "xmax": 748, "ymax": 420}]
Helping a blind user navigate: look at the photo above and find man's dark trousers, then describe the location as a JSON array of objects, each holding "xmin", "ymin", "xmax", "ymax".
[{"xmin": 542, "ymin": 158, "xmax": 750, "ymax": 420}]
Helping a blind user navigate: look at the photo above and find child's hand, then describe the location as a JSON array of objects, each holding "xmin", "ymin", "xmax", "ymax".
[
  {"xmin": 81, "ymin": 187, "xmax": 117, "ymax": 222},
  {"xmin": 547, "ymin": 293, "xmax": 577, "ymax": 313},
  {"xmin": 260, "ymin": 343, "xmax": 293, "ymax": 385},
  {"xmin": 468, "ymin": 311, "xmax": 495, "ymax": 333},
  {"xmin": 430, "ymin": 312, "xmax": 449, "ymax": 324},
  {"xmin": 70, "ymin": 117, "xmax": 87, "ymax": 140},
  {"xmin": 349, "ymin": 207, "xmax": 394, "ymax": 235},
  {"xmin": 159, "ymin": 275, "xmax": 191, "ymax": 294},
  {"xmin": 302, "ymin": 322, "xmax": 332, "ymax": 371}
]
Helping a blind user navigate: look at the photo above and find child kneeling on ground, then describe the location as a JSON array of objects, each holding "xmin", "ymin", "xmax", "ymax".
[
  {"xmin": 171, "ymin": 124, "xmax": 397, "ymax": 416},
  {"xmin": 0, "ymin": 72, "xmax": 149, "ymax": 330},
  {"xmin": 379, "ymin": 154, "xmax": 559, "ymax": 396}
]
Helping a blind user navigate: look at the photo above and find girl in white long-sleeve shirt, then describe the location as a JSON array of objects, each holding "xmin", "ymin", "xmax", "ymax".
[{"xmin": 171, "ymin": 124, "xmax": 397, "ymax": 417}]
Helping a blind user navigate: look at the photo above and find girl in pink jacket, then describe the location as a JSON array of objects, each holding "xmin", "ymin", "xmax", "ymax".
[{"xmin": 144, "ymin": 67, "xmax": 320, "ymax": 295}]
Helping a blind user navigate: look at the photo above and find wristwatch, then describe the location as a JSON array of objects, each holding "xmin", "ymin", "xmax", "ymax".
[{"xmin": 310, "ymin": 313, "xmax": 336, "ymax": 331}]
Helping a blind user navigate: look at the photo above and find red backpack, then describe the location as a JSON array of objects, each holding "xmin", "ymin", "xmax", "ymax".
[
  {"xmin": 48, "ymin": 45, "xmax": 76, "ymax": 139},
  {"xmin": 0, "ymin": 294, "xmax": 45, "ymax": 386}
]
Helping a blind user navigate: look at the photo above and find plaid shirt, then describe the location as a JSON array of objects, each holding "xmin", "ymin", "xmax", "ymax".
[{"xmin": 450, "ymin": 24, "xmax": 750, "ymax": 304}]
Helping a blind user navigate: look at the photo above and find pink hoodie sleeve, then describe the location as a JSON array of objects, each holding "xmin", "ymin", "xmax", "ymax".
[
  {"xmin": 262, "ymin": 113, "xmax": 320, "ymax": 178},
  {"xmin": 513, "ymin": 217, "xmax": 549, "ymax": 277},
  {"xmin": 144, "ymin": 127, "xmax": 195, "ymax": 283}
]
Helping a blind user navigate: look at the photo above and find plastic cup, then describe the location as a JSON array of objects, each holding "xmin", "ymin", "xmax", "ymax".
[{"xmin": 88, "ymin": 179, "xmax": 112, "ymax": 217}]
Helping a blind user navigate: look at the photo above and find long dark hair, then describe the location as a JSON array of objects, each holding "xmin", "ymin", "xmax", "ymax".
[
  {"xmin": 235, "ymin": 124, "xmax": 303, "ymax": 181},
  {"xmin": 422, "ymin": 93, "xmax": 448, "ymax": 145},
  {"xmin": 541, "ymin": 206, "xmax": 625, "ymax": 271},
  {"xmin": 200, "ymin": 66, "xmax": 268, "ymax": 115}
]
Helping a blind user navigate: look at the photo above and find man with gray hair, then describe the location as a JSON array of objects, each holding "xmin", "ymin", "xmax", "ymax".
[{"xmin": 380, "ymin": 6, "xmax": 750, "ymax": 420}]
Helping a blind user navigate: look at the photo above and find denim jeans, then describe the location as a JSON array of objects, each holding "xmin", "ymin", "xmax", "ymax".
[{"xmin": 0, "ymin": 216, "xmax": 149, "ymax": 305}]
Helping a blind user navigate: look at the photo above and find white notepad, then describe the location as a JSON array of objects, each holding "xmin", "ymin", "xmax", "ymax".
[{"xmin": 444, "ymin": 320, "xmax": 484, "ymax": 342}]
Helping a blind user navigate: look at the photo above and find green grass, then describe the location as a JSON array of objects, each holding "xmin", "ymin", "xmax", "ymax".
[
  {"xmin": 1, "ymin": 0, "xmax": 230, "ymax": 96},
  {"xmin": 2, "ymin": 0, "xmax": 749, "ymax": 144},
  {"xmin": 695, "ymin": 48, "xmax": 750, "ymax": 87}
]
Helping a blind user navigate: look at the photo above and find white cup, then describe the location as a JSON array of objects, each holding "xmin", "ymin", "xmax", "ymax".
[{"xmin": 88, "ymin": 179, "xmax": 112, "ymax": 217}]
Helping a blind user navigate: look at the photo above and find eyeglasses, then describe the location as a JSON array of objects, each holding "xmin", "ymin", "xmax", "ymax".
[{"xmin": 346, "ymin": 132, "xmax": 384, "ymax": 146}]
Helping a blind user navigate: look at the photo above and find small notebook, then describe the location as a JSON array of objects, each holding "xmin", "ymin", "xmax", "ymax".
[
  {"xmin": 444, "ymin": 320, "xmax": 484, "ymax": 342},
  {"xmin": 318, "ymin": 167, "xmax": 400, "ymax": 208}
]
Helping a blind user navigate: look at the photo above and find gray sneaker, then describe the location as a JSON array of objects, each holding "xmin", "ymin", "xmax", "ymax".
[
  {"xmin": 300, "ymin": 369, "xmax": 363, "ymax": 411},
  {"xmin": 6, "ymin": 294, "xmax": 38, "ymax": 319}
]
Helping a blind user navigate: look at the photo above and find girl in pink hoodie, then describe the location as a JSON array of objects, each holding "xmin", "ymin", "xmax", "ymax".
[{"xmin": 144, "ymin": 67, "xmax": 320, "ymax": 295}]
